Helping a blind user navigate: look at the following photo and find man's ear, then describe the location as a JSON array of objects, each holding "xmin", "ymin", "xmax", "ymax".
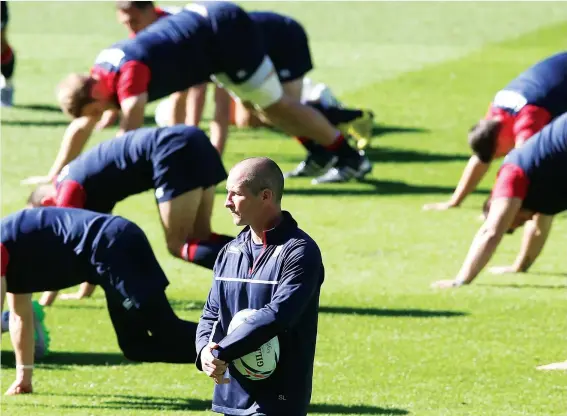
[{"xmin": 40, "ymin": 196, "xmax": 57, "ymax": 207}]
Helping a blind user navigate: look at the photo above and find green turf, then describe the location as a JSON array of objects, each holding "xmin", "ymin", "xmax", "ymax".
[{"xmin": 1, "ymin": 2, "xmax": 567, "ymax": 415}]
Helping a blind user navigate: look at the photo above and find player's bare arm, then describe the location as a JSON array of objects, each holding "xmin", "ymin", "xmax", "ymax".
[
  {"xmin": 423, "ymin": 155, "xmax": 490, "ymax": 211},
  {"xmin": 432, "ymin": 197, "xmax": 523, "ymax": 288},
  {"xmin": 489, "ymin": 213, "xmax": 553, "ymax": 275},
  {"xmin": 21, "ymin": 116, "xmax": 98, "ymax": 185},
  {"xmin": 118, "ymin": 93, "xmax": 148, "ymax": 135},
  {"xmin": 210, "ymin": 86, "xmax": 231, "ymax": 155},
  {"xmin": 5, "ymin": 293, "xmax": 34, "ymax": 395}
]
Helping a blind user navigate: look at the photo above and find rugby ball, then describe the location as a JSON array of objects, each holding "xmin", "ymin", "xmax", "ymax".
[{"xmin": 227, "ymin": 309, "xmax": 280, "ymax": 381}]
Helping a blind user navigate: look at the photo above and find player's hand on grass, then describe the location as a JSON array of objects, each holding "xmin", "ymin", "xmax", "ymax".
[
  {"xmin": 201, "ymin": 342, "xmax": 230, "ymax": 384},
  {"xmin": 5, "ymin": 378, "xmax": 33, "ymax": 396},
  {"xmin": 20, "ymin": 176, "xmax": 51, "ymax": 186},
  {"xmin": 431, "ymin": 279, "xmax": 461, "ymax": 289},
  {"xmin": 95, "ymin": 109, "xmax": 119, "ymax": 130},
  {"xmin": 59, "ymin": 293, "xmax": 86, "ymax": 300},
  {"xmin": 422, "ymin": 201, "xmax": 458, "ymax": 211},
  {"xmin": 488, "ymin": 265, "xmax": 520, "ymax": 275}
]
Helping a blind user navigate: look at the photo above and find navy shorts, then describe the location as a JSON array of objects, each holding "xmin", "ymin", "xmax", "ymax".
[
  {"xmin": 203, "ymin": 2, "xmax": 266, "ymax": 85},
  {"xmin": 263, "ymin": 19, "xmax": 313, "ymax": 83},
  {"xmin": 92, "ymin": 218, "xmax": 170, "ymax": 309},
  {"xmin": 152, "ymin": 126, "xmax": 227, "ymax": 203},
  {"xmin": 1, "ymin": 1, "xmax": 8, "ymax": 30}
]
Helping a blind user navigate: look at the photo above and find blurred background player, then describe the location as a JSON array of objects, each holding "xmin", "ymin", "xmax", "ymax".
[
  {"xmin": 23, "ymin": 1, "xmax": 370, "ymax": 186},
  {"xmin": 96, "ymin": 1, "xmax": 184, "ymax": 130},
  {"xmin": 432, "ymin": 112, "xmax": 567, "ymax": 289},
  {"xmin": 1, "ymin": 207, "xmax": 199, "ymax": 395},
  {"xmin": 197, "ymin": 157, "xmax": 324, "ymax": 415},
  {"xmin": 423, "ymin": 52, "xmax": 567, "ymax": 211},
  {"xmin": 24, "ymin": 125, "xmax": 232, "ymax": 305},
  {"xmin": 176, "ymin": 10, "xmax": 374, "ymax": 160},
  {"xmin": 0, "ymin": 0, "xmax": 16, "ymax": 106}
]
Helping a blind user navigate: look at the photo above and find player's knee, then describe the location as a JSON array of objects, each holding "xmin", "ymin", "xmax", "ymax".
[
  {"xmin": 165, "ymin": 237, "xmax": 185, "ymax": 259},
  {"xmin": 120, "ymin": 343, "xmax": 150, "ymax": 362}
]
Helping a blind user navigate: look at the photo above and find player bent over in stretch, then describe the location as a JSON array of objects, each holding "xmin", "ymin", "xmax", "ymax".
[
  {"xmin": 431, "ymin": 113, "xmax": 567, "ymax": 369},
  {"xmin": 25, "ymin": 125, "xmax": 232, "ymax": 305},
  {"xmin": 423, "ymin": 52, "xmax": 567, "ymax": 211},
  {"xmin": 1, "ymin": 207, "xmax": 199, "ymax": 395},
  {"xmin": 23, "ymin": 1, "xmax": 370, "ymax": 187},
  {"xmin": 182, "ymin": 10, "xmax": 374, "ymax": 167}
]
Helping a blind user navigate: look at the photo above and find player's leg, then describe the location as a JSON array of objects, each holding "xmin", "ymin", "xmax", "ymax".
[
  {"xmin": 185, "ymin": 185, "xmax": 234, "ymax": 268},
  {"xmin": 210, "ymin": 4, "xmax": 371, "ymax": 184},
  {"xmin": 0, "ymin": 1, "xmax": 15, "ymax": 107},
  {"xmin": 101, "ymin": 225, "xmax": 197, "ymax": 363},
  {"xmin": 154, "ymin": 128, "xmax": 231, "ymax": 268}
]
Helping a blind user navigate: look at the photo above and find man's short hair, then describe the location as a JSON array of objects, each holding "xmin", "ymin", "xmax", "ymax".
[
  {"xmin": 56, "ymin": 73, "xmax": 96, "ymax": 118},
  {"xmin": 115, "ymin": 1, "xmax": 155, "ymax": 11},
  {"xmin": 238, "ymin": 158, "xmax": 285, "ymax": 204},
  {"xmin": 468, "ymin": 119, "xmax": 501, "ymax": 163},
  {"xmin": 27, "ymin": 184, "xmax": 54, "ymax": 207}
]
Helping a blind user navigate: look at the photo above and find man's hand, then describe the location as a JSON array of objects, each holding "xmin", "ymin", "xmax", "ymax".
[
  {"xmin": 422, "ymin": 201, "xmax": 458, "ymax": 211},
  {"xmin": 431, "ymin": 279, "xmax": 462, "ymax": 289},
  {"xmin": 488, "ymin": 265, "xmax": 521, "ymax": 275},
  {"xmin": 5, "ymin": 377, "xmax": 33, "ymax": 395},
  {"xmin": 20, "ymin": 176, "xmax": 51, "ymax": 186},
  {"xmin": 200, "ymin": 342, "xmax": 229, "ymax": 385}
]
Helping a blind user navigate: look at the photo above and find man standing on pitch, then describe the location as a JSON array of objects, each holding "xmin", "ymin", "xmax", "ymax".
[{"xmin": 196, "ymin": 157, "xmax": 324, "ymax": 415}]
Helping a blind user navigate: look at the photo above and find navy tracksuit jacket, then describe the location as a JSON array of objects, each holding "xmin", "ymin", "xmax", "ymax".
[{"xmin": 196, "ymin": 211, "xmax": 324, "ymax": 416}]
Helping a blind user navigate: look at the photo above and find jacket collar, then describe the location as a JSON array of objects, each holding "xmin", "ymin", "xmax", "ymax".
[{"xmin": 234, "ymin": 211, "xmax": 298, "ymax": 246}]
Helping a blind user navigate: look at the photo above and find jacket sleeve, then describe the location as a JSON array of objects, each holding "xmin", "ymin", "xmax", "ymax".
[
  {"xmin": 195, "ymin": 254, "xmax": 224, "ymax": 370},
  {"xmin": 214, "ymin": 240, "xmax": 323, "ymax": 362}
]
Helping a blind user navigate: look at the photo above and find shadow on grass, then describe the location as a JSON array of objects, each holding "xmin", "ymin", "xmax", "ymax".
[
  {"xmin": 371, "ymin": 124, "xmax": 428, "ymax": 139},
  {"xmin": 477, "ymin": 283, "xmax": 567, "ymax": 290},
  {"xmin": 46, "ymin": 299, "xmax": 205, "ymax": 311},
  {"xmin": 12, "ymin": 103, "xmax": 62, "ymax": 112},
  {"xmin": 320, "ymin": 306, "xmax": 466, "ymax": 318},
  {"xmin": 311, "ymin": 403, "xmax": 409, "ymax": 415},
  {"xmin": 1, "ymin": 351, "xmax": 138, "ymax": 368},
  {"xmin": 1, "ymin": 120, "xmax": 70, "ymax": 127},
  {"xmin": 21, "ymin": 393, "xmax": 408, "ymax": 414},
  {"xmin": 364, "ymin": 146, "xmax": 469, "ymax": 163},
  {"xmin": 275, "ymin": 178, "xmax": 490, "ymax": 197}
]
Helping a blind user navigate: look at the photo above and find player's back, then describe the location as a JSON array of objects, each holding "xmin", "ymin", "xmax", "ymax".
[
  {"xmin": 504, "ymin": 52, "xmax": 567, "ymax": 117},
  {"xmin": 507, "ymin": 113, "xmax": 567, "ymax": 214},
  {"xmin": 107, "ymin": 10, "xmax": 216, "ymax": 100},
  {"xmin": 60, "ymin": 128, "xmax": 160, "ymax": 213},
  {"xmin": 1, "ymin": 207, "xmax": 119, "ymax": 292}
]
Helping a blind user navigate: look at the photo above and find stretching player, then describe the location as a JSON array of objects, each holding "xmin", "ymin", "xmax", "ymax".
[
  {"xmin": 97, "ymin": 1, "xmax": 184, "ymax": 130},
  {"xmin": 432, "ymin": 112, "xmax": 567, "ymax": 289},
  {"xmin": 182, "ymin": 11, "xmax": 374, "ymax": 165},
  {"xmin": 25, "ymin": 125, "xmax": 232, "ymax": 305},
  {"xmin": 1, "ymin": 0, "xmax": 16, "ymax": 106},
  {"xmin": 23, "ymin": 1, "xmax": 370, "ymax": 186},
  {"xmin": 1, "ymin": 207, "xmax": 199, "ymax": 395},
  {"xmin": 424, "ymin": 52, "xmax": 567, "ymax": 211}
]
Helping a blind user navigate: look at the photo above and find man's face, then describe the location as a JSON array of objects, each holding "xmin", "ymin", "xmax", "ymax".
[
  {"xmin": 117, "ymin": 7, "xmax": 153, "ymax": 34},
  {"xmin": 225, "ymin": 174, "xmax": 263, "ymax": 227},
  {"xmin": 507, "ymin": 208, "xmax": 536, "ymax": 233}
]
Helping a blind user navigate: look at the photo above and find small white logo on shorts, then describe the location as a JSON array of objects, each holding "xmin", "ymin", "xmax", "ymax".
[
  {"xmin": 236, "ymin": 70, "xmax": 247, "ymax": 79},
  {"xmin": 155, "ymin": 187, "xmax": 164, "ymax": 199},
  {"xmin": 122, "ymin": 298, "xmax": 134, "ymax": 310},
  {"xmin": 279, "ymin": 69, "xmax": 291, "ymax": 79}
]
